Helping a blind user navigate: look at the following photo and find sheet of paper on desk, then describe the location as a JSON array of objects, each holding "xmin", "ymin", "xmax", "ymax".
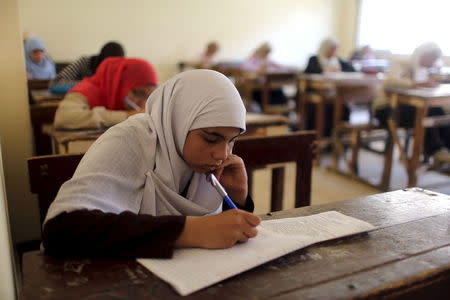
[{"xmin": 137, "ymin": 211, "xmax": 376, "ymax": 296}]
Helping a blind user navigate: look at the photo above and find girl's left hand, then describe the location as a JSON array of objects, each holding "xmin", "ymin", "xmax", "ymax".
[{"xmin": 213, "ymin": 154, "xmax": 248, "ymax": 206}]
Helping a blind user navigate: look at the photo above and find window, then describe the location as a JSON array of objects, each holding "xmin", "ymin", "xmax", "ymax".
[{"xmin": 357, "ymin": 0, "xmax": 450, "ymax": 55}]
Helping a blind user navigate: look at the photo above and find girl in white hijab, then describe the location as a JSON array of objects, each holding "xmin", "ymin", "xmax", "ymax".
[
  {"xmin": 43, "ymin": 69, "xmax": 260, "ymax": 258},
  {"xmin": 374, "ymin": 42, "xmax": 449, "ymax": 157}
]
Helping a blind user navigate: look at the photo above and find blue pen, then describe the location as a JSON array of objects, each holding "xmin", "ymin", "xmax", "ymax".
[{"xmin": 206, "ymin": 173, "xmax": 238, "ymax": 209}]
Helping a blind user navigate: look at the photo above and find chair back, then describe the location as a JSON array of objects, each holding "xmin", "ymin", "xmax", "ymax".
[
  {"xmin": 234, "ymin": 131, "xmax": 315, "ymax": 211},
  {"xmin": 27, "ymin": 154, "xmax": 83, "ymax": 226}
]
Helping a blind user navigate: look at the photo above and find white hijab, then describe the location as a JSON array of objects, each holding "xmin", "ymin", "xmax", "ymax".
[
  {"xmin": 143, "ymin": 69, "xmax": 246, "ymax": 216},
  {"xmin": 45, "ymin": 70, "xmax": 246, "ymax": 223},
  {"xmin": 317, "ymin": 38, "xmax": 341, "ymax": 72},
  {"xmin": 410, "ymin": 42, "xmax": 442, "ymax": 83}
]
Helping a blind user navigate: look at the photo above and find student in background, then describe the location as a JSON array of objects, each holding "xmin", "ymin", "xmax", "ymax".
[
  {"xmin": 53, "ymin": 57, "xmax": 157, "ymax": 130},
  {"xmin": 304, "ymin": 38, "xmax": 355, "ymax": 74},
  {"xmin": 199, "ymin": 41, "xmax": 219, "ymax": 68},
  {"xmin": 374, "ymin": 42, "xmax": 450, "ymax": 158},
  {"xmin": 350, "ymin": 45, "xmax": 376, "ymax": 61},
  {"xmin": 49, "ymin": 41, "xmax": 125, "ymax": 94},
  {"xmin": 242, "ymin": 42, "xmax": 288, "ymax": 109},
  {"xmin": 303, "ymin": 38, "xmax": 354, "ymax": 137},
  {"xmin": 24, "ymin": 37, "xmax": 56, "ymax": 80},
  {"xmin": 43, "ymin": 70, "xmax": 259, "ymax": 258}
]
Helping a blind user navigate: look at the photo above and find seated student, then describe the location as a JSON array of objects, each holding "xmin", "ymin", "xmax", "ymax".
[
  {"xmin": 24, "ymin": 36, "xmax": 56, "ymax": 80},
  {"xmin": 42, "ymin": 70, "xmax": 260, "ymax": 258},
  {"xmin": 303, "ymin": 38, "xmax": 354, "ymax": 137},
  {"xmin": 198, "ymin": 41, "xmax": 219, "ymax": 68},
  {"xmin": 350, "ymin": 45, "xmax": 376, "ymax": 61},
  {"xmin": 49, "ymin": 41, "xmax": 125, "ymax": 93},
  {"xmin": 374, "ymin": 42, "xmax": 450, "ymax": 158},
  {"xmin": 304, "ymin": 38, "xmax": 355, "ymax": 74},
  {"xmin": 242, "ymin": 42, "xmax": 289, "ymax": 108},
  {"xmin": 53, "ymin": 57, "xmax": 157, "ymax": 130}
]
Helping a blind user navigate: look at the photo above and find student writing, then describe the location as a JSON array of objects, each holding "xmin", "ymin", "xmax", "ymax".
[{"xmin": 43, "ymin": 70, "xmax": 260, "ymax": 258}]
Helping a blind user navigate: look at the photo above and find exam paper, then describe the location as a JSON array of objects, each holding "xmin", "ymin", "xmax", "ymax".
[{"xmin": 137, "ymin": 211, "xmax": 376, "ymax": 296}]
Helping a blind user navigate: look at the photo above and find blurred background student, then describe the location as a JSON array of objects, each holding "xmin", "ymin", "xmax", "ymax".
[
  {"xmin": 50, "ymin": 41, "xmax": 125, "ymax": 94},
  {"xmin": 304, "ymin": 38, "xmax": 355, "ymax": 74},
  {"xmin": 303, "ymin": 38, "xmax": 354, "ymax": 137},
  {"xmin": 242, "ymin": 42, "xmax": 289, "ymax": 111},
  {"xmin": 198, "ymin": 41, "xmax": 219, "ymax": 68},
  {"xmin": 24, "ymin": 36, "xmax": 56, "ymax": 80},
  {"xmin": 373, "ymin": 42, "xmax": 450, "ymax": 160},
  {"xmin": 54, "ymin": 57, "xmax": 158, "ymax": 130}
]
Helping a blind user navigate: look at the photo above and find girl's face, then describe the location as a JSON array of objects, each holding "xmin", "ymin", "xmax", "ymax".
[
  {"xmin": 125, "ymin": 85, "xmax": 156, "ymax": 110},
  {"xmin": 31, "ymin": 50, "xmax": 45, "ymax": 63},
  {"xmin": 326, "ymin": 46, "xmax": 337, "ymax": 58},
  {"xmin": 183, "ymin": 126, "xmax": 241, "ymax": 173}
]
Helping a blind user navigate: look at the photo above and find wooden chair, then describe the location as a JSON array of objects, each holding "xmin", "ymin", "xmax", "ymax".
[
  {"xmin": 27, "ymin": 79, "xmax": 50, "ymax": 90},
  {"xmin": 29, "ymin": 103, "xmax": 59, "ymax": 155},
  {"xmin": 261, "ymin": 71, "xmax": 299, "ymax": 115},
  {"xmin": 234, "ymin": 131, "xmax": 316, "ymax": 211},
  {"xmin": 27, "ymin": 154, "xmax": 83, "ymax": 226}
]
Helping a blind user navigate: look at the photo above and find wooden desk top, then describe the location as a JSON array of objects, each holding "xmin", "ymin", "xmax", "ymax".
[
  {"xmin": 387, "ymin": 84, "xmax": 450, "ymax": 99},
  {"xmin": 21, "ymin": 188, "xmax": 450, "ymax": 299},
  {"xmin": 245, "ymin": 112, "xmax": 289, "ymax": 126},
  {"xmin": 30, "ymin": 89, "xmax": 64, "ymax": 103},
  {"xmin": 302, "ymin": 72, "xmax": 382, "ymax": 86}
]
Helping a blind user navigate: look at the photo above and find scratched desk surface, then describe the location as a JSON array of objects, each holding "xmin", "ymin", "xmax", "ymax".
[{"xmin": 21, "ymin": 188, "xmax": 450, "ymax": 299}]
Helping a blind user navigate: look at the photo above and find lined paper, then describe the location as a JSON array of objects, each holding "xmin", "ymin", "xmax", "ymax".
[{"xmin": 137, "ymin": 211, "xmax": 376, "ymax": 296}]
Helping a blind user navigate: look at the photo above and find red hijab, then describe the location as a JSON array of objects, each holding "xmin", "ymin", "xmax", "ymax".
[{"xmin": 70, "ymin": 57, "xmax": 158, "ymax": 110}]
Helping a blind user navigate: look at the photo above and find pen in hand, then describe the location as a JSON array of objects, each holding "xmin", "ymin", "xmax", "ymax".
[
  {"xmin": 206, "ymin": 173, "xmax": 238, "ymax": 209},
  {"xmin": 124, "ymin": 97, "xmax": 141, "ymax": 111}
]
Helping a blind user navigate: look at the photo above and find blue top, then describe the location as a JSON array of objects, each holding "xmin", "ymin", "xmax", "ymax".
[{"xmin": 24, "ymin": 37, "xmax": 56, "ymax": 79}]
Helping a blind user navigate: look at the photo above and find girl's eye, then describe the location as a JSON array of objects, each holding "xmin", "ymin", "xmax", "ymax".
[{"xmin": 203, "ymin": 137, "xmax": 218, "ymax": 144}]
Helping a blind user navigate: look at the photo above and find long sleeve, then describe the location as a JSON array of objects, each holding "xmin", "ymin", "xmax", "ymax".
[
  {"xmin": 53, "ymin": 92, "xmax": 128, "ymax": 129},
  {"xmin": 50, "ymin": 56, "xmax": 93, "ymax": 88},
  {"xmin": 43, "ymin": 209, "xmax": 186, "ymax": 258}
]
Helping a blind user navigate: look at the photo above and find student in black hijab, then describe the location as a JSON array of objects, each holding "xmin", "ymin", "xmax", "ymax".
[{"xmin": 49, "ymin": 41, "xmax": 125, "ymax": 94}]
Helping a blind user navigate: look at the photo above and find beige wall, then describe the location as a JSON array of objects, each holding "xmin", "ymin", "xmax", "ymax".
[
  {"xmin": 0, "ymin": 0, "xmax": 40, "ymax": 243},
  {"xmin": 0, "ymin": 147, "xmax": 16, "ymax": 300},
  {"xmin": 334, "ymin": 0, "xmax": 358, "ymax": 58},
  {"xmin": 18, "ymin": 0, "xmax": 355, "ymax": 82}
]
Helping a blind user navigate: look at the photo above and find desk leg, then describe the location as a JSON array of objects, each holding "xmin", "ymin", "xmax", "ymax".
[
  {"xmin": 408, "ymin": 101, "xmax": 427, "ymax": 187},
  {"xmin": 331, "ymin": 90, "xmax": 344, "ymax": 170},
  {"xmin": 271, "ymin": 167, "xmax": 284, "ymax": 211}
]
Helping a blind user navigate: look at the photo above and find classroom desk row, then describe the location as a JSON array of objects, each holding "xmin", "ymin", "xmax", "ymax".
[{"xmin": 21, "ymin": 188, "xmax": 450, "ymax": 299}]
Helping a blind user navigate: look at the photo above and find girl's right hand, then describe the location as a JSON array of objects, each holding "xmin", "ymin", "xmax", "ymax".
[{"xmin": 175, "ymin": 210, "xmax": 261, "ymax": 249}]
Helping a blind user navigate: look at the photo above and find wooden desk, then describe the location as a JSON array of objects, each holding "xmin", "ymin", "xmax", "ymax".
[
  {"xmin": 43, "ymin": 113, "xmax": 290, "ymax": 154},
  {"xmin": 30, "ymin": 89, "xmax": 64, "ymax": 103},
  {"xmin": 21, "ymin": 188, "xmax": 450, "ymax": 299},
  {"xmin": 29, "ymin": 102, "xmax": 60, "ymax": 155},
  {"xmin": 300, "ymin": 73, "xmax": 382, "ymax": 164},
  {"xmin": 386, "ymin": 84, "xmax": 450, "ymax": 187},
  {"xmin": 242, "ymin": 70, "xmax": 300, "ymax": 114}
]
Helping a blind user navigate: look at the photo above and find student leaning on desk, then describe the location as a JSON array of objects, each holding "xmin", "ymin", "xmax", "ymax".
[
  {"xmin": 373, "ymin": 42, "xmax": 450, "ymax": 158},
  {"xmin": 53, "ymin": 57, "xmax": 157, "ymax": 130},
  {"xmin": 43, "ymin": 70, "xmax": 260, "ymax": 258},
  {"xmin": 49, "ymin": 41, "xmax": 125, "ymax": 94}
]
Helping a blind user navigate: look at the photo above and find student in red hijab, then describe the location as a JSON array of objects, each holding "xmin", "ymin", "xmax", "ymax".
[{"xmin": 54, "ymin": 57, "xmax": 158, "ymax": 129}]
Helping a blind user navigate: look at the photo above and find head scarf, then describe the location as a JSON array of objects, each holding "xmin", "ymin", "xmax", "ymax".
[
  {"xmin": 410, "ymin": 42, "xmax": 442, "ymax": 82},
  {"xmin": 317, "ymin": 38, "xmax": 341, "ymax": 72},
  {"xmin": 24, "ymin": 37, "xmax": 56, "ymax": 79},
  {"xmin": 70, "ymin": 57, "xmax": 158, "ymax": 110},
  {"xmin": 90, "ymin": 41, "xmax": 125, "ymax": 73},
  {"xmin": 43, "ymin": 70, "xmax": 246, "ymax": 221},
  {"xmin": 141, "ymin": 69, "xmax": 246, "ymax": 215}
]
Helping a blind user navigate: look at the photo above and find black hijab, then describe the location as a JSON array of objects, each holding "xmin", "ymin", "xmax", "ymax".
[{"xmin": 90, "ymin": 42, "xmax": 125, "ymax": 73}]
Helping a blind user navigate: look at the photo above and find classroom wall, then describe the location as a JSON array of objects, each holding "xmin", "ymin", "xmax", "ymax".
[
  {"xmin": 18, "ymin": 0, "xmax": 357, "ymax": 82},
  {"xmin": 0, "ymin": 0, "xmax": 40, "ymax": 244}
]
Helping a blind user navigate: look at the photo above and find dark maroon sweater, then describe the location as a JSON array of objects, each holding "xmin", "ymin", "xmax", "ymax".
[{"xmin": 43, "ymin": 197, "xmax": 254, "ymax": 259}]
